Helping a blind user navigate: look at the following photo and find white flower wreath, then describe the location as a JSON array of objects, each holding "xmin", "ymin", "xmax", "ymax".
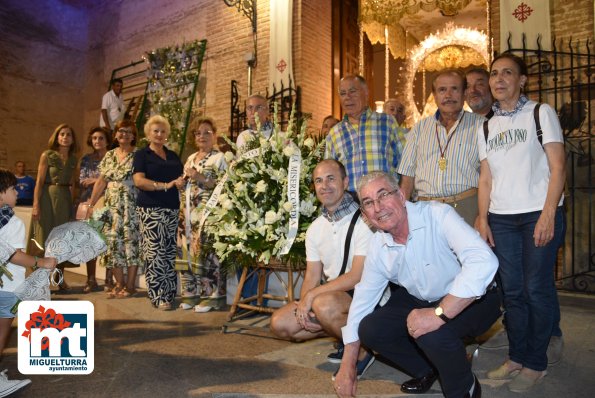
[{"xmin": 199, "ymin": 106, "xmax": 323, "ymax": 271}]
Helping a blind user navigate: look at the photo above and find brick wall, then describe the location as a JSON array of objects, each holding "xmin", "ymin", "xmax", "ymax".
[
  {"xmin": 2, "ymin": 0, "xmax": 590, "ymax": 170},
  {"xmin": 0, "ymin": 0, "xmax": 88, "ymax": 171},
  {"xmin": 294, "ymin": 0, "xmax": 333, "ymax": 135}
]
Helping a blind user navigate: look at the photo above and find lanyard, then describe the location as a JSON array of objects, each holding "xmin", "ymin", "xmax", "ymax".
[{"xmin": 435, "ymin": 114, "xmax": 464, "ymax": 171}]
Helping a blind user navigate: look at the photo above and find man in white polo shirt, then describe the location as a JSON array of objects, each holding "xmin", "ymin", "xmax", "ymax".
[
  {"xmin": 100, "ymin": 78, "xmax": 124, "ymax": 132},
  {"xmin": 270, "ymin": 159, "xmax": 375, "ymax": 378}
]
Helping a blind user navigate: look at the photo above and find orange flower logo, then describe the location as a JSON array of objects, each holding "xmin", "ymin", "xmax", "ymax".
[{"xmin": 21, "ymin": 305, "xmax": 72, "ymax": 350}]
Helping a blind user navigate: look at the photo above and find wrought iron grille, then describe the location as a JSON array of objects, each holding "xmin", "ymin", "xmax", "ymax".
[
  {"xmin": 504, "ymin": 33, "xmax": 594, "ymax": 293},
  {"xmin": 228, "ymin": 77, "xmax": 301, "ymax": 142}
]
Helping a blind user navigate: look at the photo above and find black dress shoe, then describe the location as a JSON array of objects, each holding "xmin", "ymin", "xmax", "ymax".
[
  {"xmin": 400, "ymin": 371, "xmax": 438, "ymax": 394},
  {"xmin": 464, "ymin": 374, "xmax": 482, "ymax": 398}
]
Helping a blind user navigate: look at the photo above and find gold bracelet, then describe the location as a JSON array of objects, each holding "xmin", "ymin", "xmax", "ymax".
[{"xmin": 32, "ymin": 256, "xmax": 39, "ymax": 271}]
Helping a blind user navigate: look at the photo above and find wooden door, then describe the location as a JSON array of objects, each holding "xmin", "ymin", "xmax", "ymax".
[{"xmin": 332, "ymin": 0, "xmax": 372, "ymax": 117}]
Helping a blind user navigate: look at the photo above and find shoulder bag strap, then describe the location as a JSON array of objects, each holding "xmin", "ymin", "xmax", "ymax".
[
  {"xmin": 338, "ymin": 209, "xmax": 361, "ymax": 277},
  {"xmin": 534, "ymin": 103, "xmax": 543, "ymax": 147}
]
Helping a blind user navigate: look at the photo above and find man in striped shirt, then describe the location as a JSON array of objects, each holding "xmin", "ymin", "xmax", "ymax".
[
  {"xmin": 325, "ymin": 75, "xmax": 406, "ymax": 195},
  {"xmin": 397, "ymin": 70, "xmax": 485, "ymax": 226}
]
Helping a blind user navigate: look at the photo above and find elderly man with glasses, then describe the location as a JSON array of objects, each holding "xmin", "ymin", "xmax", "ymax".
[
  {"xmin": 236, "ymin": 94, "xmax": 273, "ymax": 151},
  {"xmin": 325, "ymin": 75, "xmax": 406, "ymax": 196},
  {"xmin": 333, "ymin": 171, "xmax": 500, "ymax": 398}
]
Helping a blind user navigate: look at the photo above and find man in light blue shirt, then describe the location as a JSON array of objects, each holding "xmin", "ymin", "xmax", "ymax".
[{"xmin": 333, "ymin": 171, "xmax": 500, "ymax": 398}]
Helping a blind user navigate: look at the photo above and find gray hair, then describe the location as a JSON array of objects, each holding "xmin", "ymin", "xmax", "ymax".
[{"xmin": 356, "ymin": 171, "xmax": 399, "ymax": 200}]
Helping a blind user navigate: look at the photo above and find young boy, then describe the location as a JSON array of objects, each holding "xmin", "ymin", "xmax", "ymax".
[{"xmin": 0, "ymin": 168, "xmax": 57, "ymax": 397}]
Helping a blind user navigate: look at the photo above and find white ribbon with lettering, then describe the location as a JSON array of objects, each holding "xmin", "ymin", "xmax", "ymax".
[
  {"xmin": 279, "ymin": 148, "xmax": 301, "ymax": 255},
  {"xmin": 197, "ymin": 148, "xmax": 262, "ymax": 239},
  {"xmin": 197, "ymin": 145, "xmax": 301, "ymax": 257}
]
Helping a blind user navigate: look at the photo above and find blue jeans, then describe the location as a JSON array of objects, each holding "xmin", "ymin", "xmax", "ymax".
[
  {"xmin": 0, "ymin": 291, "xmax": 18, "ymax": 318},
  {"xmin": 489, "ymin": 207, "xmax": 565, "ymax": 371}
]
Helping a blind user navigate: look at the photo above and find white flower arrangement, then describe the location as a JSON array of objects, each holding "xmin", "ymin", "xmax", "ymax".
[{"xmin": 200, "ymin": 107, "xmax": 324, "ymax": 271}]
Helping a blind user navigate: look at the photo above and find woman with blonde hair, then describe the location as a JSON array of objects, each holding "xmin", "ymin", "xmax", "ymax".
[
  {"xmin": 133, "ymin": 115, "xmax": 185, "ymax": 310},
  {"xmin": 32, "ymin": 123, "xmax": 78, "ymax": 290}
]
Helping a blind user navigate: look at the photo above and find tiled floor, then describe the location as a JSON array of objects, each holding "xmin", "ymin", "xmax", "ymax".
[{"xmin": 2, "ymin": 272, "xmax": 594, "ymax": 397}]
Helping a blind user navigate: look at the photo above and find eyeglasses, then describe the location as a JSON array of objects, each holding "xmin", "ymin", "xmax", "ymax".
[
  {"xmin": 117, "ymin": 129, "xmax": 133, "ymax": 135},
  {"xmin": 338, "ymin": 87, "xmax": 360, "ymax": 97},
  {"xmin": 246, "ymin": 105, "xmax": 266, "ymax": 112},
  {"xmin": 360, "ymin": 189, "xmax": 399, "ymax": 211},
  {"xmin": 193, "ymin": 130, "xmax": 213, "ymax": 137}
]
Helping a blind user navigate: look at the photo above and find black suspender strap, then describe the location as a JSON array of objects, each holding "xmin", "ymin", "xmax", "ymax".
[{"xmin": 338, "ymin": 209, "xmax": 361, "ymax": 277}]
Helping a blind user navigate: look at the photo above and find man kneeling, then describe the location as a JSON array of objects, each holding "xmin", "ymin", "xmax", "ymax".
[
  {"xmin": 333, "ymin": 171, "xmax": 501, "ymax": 398},
  {"xmin": 270, "ymin": 160, "xmax": 375, "ymax": 376}
]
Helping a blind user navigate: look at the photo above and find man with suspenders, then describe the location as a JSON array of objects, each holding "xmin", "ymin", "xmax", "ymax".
[{"xmin": 270, "ymin": 159, "xmax": 376, "ymax": 379}]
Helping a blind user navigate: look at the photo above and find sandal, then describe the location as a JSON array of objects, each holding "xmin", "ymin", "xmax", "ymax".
[
  {"xmin": 116, "ymin": 288, "xmax": 137, "ymax": 299},
  {"xmin": 83, "ymin": 280, "xmax": 98, "ymax": 294},
  {"xmin": 107, "ymin": 285, "xmax": 124, "ymax": 299},
  {"xmin": 104, "ymin": 281, "xmax": 114, "ymax": 292},
  {"xmin": 157, "ymin": 302, "xmax": 173, "ymax": 311}
]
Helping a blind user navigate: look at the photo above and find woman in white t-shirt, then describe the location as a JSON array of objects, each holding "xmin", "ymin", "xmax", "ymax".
[{"xmin": 476, "ymin": 53, "xmax": 566, "ymax": 393}]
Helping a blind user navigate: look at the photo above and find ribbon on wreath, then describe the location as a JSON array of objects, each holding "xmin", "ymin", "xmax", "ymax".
[
  {"xmin": 279, "ymin": 147, "xmax": 301, "ymax": 255},
  {"xmin": 196, "ymin": 147, "xmax": 262, "ymax": 241},
  {"xmin": 196, "ymin": 143, "xmax": 302, "ymax": 256}
]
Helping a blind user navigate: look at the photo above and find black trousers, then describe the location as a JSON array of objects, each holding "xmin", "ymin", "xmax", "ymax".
[{"xmin": 359, "ymin": 285, "xmax": 501, "ymax": 398}]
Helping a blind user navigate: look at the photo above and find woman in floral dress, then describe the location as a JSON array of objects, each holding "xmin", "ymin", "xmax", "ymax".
[
  {"xmin": 32, "ymin": 123, "xmax": 78, "ymax": 290},
  {"xmin": 78, "ymin": 127, "xmax": 111, "ymax": 293},
  {"xmin": 87, "ymin": 120, "xmax": 141, "ymax": 298},
  {"xmin": 178, "ymin": 117, "xmax": 227, "ymax": 312}
]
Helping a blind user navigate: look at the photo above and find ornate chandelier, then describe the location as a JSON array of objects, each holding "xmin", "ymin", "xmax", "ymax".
[{"xmin": 360, "ymin": 0, "xmax": 473, "ymax": 26}]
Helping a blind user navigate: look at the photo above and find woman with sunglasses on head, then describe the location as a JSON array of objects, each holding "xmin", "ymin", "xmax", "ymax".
[
  {"xmin": 177, "ymin": 117, "xmax": 228, "ymax": 313},
  {"xmin": 32, "ymin": 123, "xmax": 78, "ymax": 290},
  {"xmin": 86, "ymin": 120, "xmax": 142, "ymax": 298}
]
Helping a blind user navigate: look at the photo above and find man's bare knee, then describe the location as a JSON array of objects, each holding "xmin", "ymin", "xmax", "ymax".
[
  {"xmin": 312, "ymin": 292, "xmax": 351, "ymax": 324},
  {"xmin": 270, "ymin": 310, "xmax": 289, "ymax": 337}
]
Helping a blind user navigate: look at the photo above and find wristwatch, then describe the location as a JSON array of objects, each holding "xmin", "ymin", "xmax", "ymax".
[{"xmin": 434, "ymin": 306, "xmax": 451, "ymax": 323}]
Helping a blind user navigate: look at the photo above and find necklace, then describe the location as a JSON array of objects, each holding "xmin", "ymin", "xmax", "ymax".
[
  {"xmin": 496, "ymin": 114, "xmax": 514, "ymax": 136},
  {"xmin": 194, "ymin": 150, "xmax": 214, "ymax": 169},
  {"xmin": 435, "ymin": 114, "xmax": 464, "ymax": 171},
  {"xmin": 116, "ymin": 147, "xmax": 132, "ymax": 162}
]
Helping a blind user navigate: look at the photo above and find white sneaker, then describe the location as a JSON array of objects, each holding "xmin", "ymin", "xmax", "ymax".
[
  {"xmin": 194, "ymin": 304, "xmax": 213, "ymax": 313},
  {"xmin": 0, "ymin": 369, "xmax": 31, "ymax": 397}
]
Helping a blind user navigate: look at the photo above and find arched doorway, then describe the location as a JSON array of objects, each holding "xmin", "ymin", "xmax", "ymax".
[{"xmin": 405, "ymin": 24, "xmax": 489, "ymax": 124}]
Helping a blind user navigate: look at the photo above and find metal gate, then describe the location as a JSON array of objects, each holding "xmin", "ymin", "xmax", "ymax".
[
  {"xmin": 504, "ymin": 34, "xmax": 594, "ymax": 292},
  {"xmin": 228, "ymin": 77, "xmax": 301, "ymax": 142}
]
